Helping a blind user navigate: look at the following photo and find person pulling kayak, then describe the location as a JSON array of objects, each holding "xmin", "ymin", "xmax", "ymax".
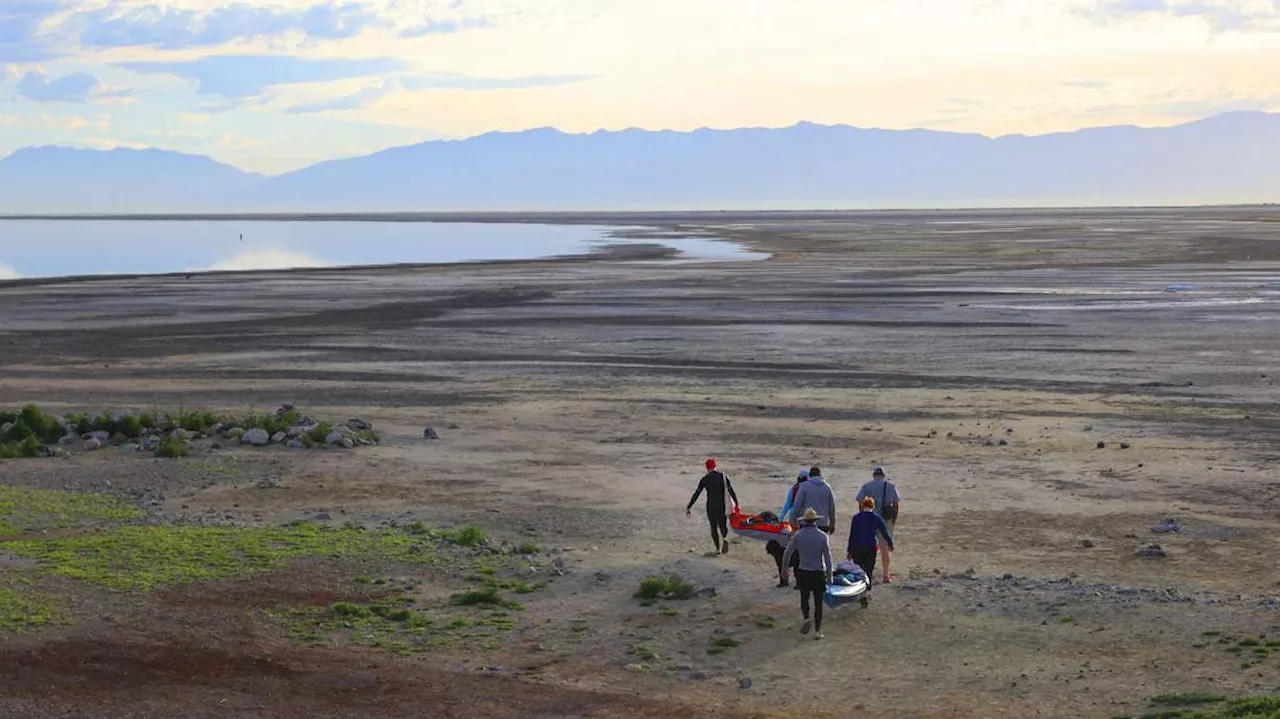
[
  {"xmin": 847, "ymin": 496, "xmax": 894, "ymax": 580},
  {"xmin": 781, "ymin": 507, "xmax": 833, "ymax": 640},
  {"xmin": 686, "ymin": 458, "xmax": 740, "ymax": 555}
]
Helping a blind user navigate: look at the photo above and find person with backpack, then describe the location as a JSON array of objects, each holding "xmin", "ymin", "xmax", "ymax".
[
  {"xmin": 855, "ymin": 466, "xmax": 900, "ymax": 583},
  {"xmin": 781, "ymin": 508, "xmax": 833, "ymax": 641},
  {"xmin": 686, "ymin": 458, "xmax": 740, "ymax": 555},
  {"xmin": 767, "ymin": 469, "xmax": 808, "ymax": 586},
  {"xmin": 789, "ymin": 466, "xmax": 836, "ymax": 535}
]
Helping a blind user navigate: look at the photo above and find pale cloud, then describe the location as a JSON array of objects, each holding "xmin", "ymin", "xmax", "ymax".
[
  {"xmin": 0, "ymin": 262, "xmax": 20, "ymax": 280},
  {"xmin": 2, "ymin": 0, "xmax": 1280, "ymax": 172},
  {"xmin": 207, "ymin": 248, "xmax": 330, "ymax": 271},
  {"xmin": 16, "ymin": 68, "xmax": 133, "ymax": 103}
]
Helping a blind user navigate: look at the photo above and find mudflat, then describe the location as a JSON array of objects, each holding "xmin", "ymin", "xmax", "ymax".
[{"xmin": 2, "ymin": 207, "xmax": 1279, "ymax": 719}]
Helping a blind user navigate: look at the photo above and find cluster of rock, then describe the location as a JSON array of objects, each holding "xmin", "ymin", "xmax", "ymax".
[{"xmin": 6, "ymin": 405, "xmax": 380, "ymax": 458}]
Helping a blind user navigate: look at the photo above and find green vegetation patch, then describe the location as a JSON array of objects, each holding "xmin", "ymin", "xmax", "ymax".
[
  {"xmin": 0, "ymin": 484, "xmax": 143, "ymax": 537},
  {"xmin": 0, "ymin": 585, "xmax": 61, "ymax": 634},
  {"xmin": 635, "ymin": 573, "xmax": 698, "ymax": 601},
  {"xmin": 3, "ymin": 522, "xmax": 444, "ymax": 591},
  {"xmin": 1135, "ymin": 695, "xmax": 1280, "ymax": 719},
  {"xmin": 271, "ymin": 596, "xmax": 518, "ymax": 655}
]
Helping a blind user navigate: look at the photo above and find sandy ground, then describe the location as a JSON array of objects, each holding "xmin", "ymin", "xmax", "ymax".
[{"xmin": 2, "ymin": 208, "xmax": 1280, "ymax": 718}]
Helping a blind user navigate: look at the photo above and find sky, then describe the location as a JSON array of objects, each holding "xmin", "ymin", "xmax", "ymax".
[{"xmin": 1, "ymin": 0, "xmax": 1279, "ymax": 175}]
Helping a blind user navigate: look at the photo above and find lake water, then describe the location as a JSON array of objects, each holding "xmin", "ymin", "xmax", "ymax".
[{"xmin": 0, "ymin": 220, "xmax": 765, "ymax": 280}]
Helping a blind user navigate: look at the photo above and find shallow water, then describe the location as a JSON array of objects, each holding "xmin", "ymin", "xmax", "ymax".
[{"xmin": 0, "ymin": 220, "xmax": 764, "ymax": 279}]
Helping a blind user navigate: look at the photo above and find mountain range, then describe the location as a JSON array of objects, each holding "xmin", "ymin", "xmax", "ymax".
[{"xmin": 2, "ymin": 111, "xmax": 1278, "ymax": 213}]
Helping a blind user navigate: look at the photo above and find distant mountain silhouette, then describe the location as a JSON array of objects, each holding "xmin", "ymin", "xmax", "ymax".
[
  {"xmin": 0, "ymin": 146, "xmax": 262, "ymax": 213},
  {"xmin": 3, "ymin": 112, "xmax": 1279, "ymax": 212}
]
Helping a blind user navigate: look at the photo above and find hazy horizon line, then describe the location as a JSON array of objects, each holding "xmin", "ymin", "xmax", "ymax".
[{"xmin": 2, "ymin": 109, "xmax": 1272, "ymax": 178}]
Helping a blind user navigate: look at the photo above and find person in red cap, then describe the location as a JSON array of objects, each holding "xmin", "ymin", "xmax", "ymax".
[{"xmin": 686, "ymin": 458, "xmax": 740, "ymax": 555}]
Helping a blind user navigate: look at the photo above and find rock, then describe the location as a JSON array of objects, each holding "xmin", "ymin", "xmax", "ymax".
[
  {"xmin": 210, "ymin": 442, "xmax": 222, "ymax": 450},
  {"xmin": 171, "ymin": 429, "xmax": 191, "ymax": 441},
  {"xmin": 314, "ymin": 512, "xmax": 332, "ymax": 520},
  {"xmin": 279, "ymin": 403, "xmax": 296, "ymax": 413},
  {"xmin": 697, "ymin": 587, "xmax": 718, "ymax": 598},
  {"xmin": 142, "ymin": 436, "xmax": 161, "ymax": 452},
  {"xmin": 83, "ymin": 438, "xmax": 102, "ymax": 451},
  {"xmin": 692, "ymin": 672, "xmax": 709, "ymax": 681},
  {"xmin": 530, "ymin": 643, "xmax": 545, "ymax": 652},
  {"xmin": 270, "ymin": 431, "xmax": 286, "ymax": 444},
  {"xmin": 83, "ymin": 430, "xmax": 111, "ymax": 442},
  {"xmin": 210, "ymin": 422, "xmax": 225, "ymax": 433},
  {"xmin": 287, "ymin": 425, "xmax": 308, "ymax": 438},
  {"xmin": 998, "ymin": 439, "xmax": 1009, "ymax": 446},
  {"xmin": 1120, "ymin": 442, "xmax": 1131, "ymax": 449},
  {"xmin": 257, "ymin": 478, "xmax": 280, "ymax": 489},
  {"xmin": 347, "ymin": 417, "xmax": 372, "ymax": 431},
  {"xmin": 57, "ymin": 434, "xmax": 79, "ymax": 446},
  {"xmin": 287, "ymin": 439, "xmax": 305, "ymax": 449},
  {"xmin": 226, "ymin": 427, "xmax": 245, "ymax": 440},
  {"xmin": 337, "ymin": 425, "xmax": 356, "ymax": 438},
  {"xmin": 672, "ymin": 663, "xmax": 694, "ymax": 671},
  {"xmin": 1096, "ymin": 441, "xmax": 1106, "ymax": 449},
  {"xmin": 1135, "ymin": 544, "xmax": 1167, "ymax": 558},
  {"xmin": 51, "ymin": 447, "xmax": 70, "ymax": 459},
  {"xmin": 447, "ymin": 423, "xmax": 460, "ymax": 430},
  {"xmin": 1152, "ymin": 519, "xmax": 1180, "ymax": 534},
  {"xmin": 119, "ymin": 444, "xmax": 140, "ymax": 453},
  {"xmin": 738, "ymin": 678, "xmax": 753, "ymax": 690},
  {"xmin": 423, "ymin": 427, "xmax": 439, "ymax": 441},
  {"xmin": 1083, "ymin": 425, "xmax": 1093, "ymax": 432},
  {"xmin": 625, "ymin": 664, "xmax": 649, "ymax": 673},
  {"xmin": 325, "ymin": 431, "xmax": 345, "ymax": 446},
  {"xmin": 341, "ymin": 438, "xmax": 355, "ymax": 449},
  {"xmin": 241, "ymin": 428, "xmax": 271, "ymax": 446},
  {"xmin": 1080, "ymin": 539, "xmax": 1095, "ymax": 549}
]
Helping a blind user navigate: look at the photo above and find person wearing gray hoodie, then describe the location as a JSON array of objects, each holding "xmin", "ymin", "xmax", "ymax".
[{"xmin": 788, "ymin": 466, "xmax": 837, "ymax": 535}]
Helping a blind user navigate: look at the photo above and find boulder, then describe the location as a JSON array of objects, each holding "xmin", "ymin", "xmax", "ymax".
[
  {"xmin": 119, "ymin": 444, "xmax": 140, "ymax": 453},
  {"xmin": 226, "ymin": 427, "xmax": 245, "ymax": 440},
  {"xmin": 241, "ymin": 428, "xmax": 271, "ymax": 446},
  {"xmin": 270, "ymin": 431, "xmax": 287, "ymax": 444},
  {"xmin": 57, "ymin": 434, "xmax": 79, "ymax": 446},
  {"xmin": 287, "ymin": 439, "xmax": 305, "ymax": 449},
  {"xmin": 341, "ymin": 438, "xmax": 355, "ymax": 449},
  {"xmin": 347, "ymin": 417, "xmax": 372, "ymax": 431},
  {"xmin": 83, "ymin": 438, "xmax": 102, "ymax": 451},
  {"xmin": 325, "ymin": 431, "xmax": 345, "ymax": 446},
  {"xmin": 337, "ymin": 425, "xmax": 356, "ymax": 438},
  {"xmin": 51, "ymin": 447, "xmax": 71, "ymax": 459},
  {"xmin": 83, "ymin": 430, "xmax": 111, "ymax": 442},
  {"xmin": 171, "ymin": 429, "xmax": 191, "ymax": 441},
  {"xmin": 142, "ymin": 436, "xmax": 161, "ymax": 452},
  {"xmin": 423, "ymin": 427, "xmax": 439, "ymax": 441}
]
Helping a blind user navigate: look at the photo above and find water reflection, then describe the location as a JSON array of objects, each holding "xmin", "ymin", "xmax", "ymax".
[{"xmin": 0, "ymin": 221, "xmax": 763, "ymax": 279}]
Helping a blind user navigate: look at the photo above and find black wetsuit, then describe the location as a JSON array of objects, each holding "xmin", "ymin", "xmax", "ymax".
[{"xmin": 687, "ymin": 470, "xmax": 739, "ymax": 551}]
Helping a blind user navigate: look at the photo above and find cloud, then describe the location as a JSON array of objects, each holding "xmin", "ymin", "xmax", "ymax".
[
  {"xmin": 207, "ymin": 248, "xmax": 330, "ymax": 272},
  {"xmin": 0, "ymin": 1, "xmax": 63, "ymax": 62},
  {"xmin": 0, "ymin": 262, "xmax": 20, "ymax": 280},
  {"xmin": 1093, "ymin": 0, "xmax": 1280, "ymax": 31},
  {"xmin": 399, "ymin": 73, "xmax": 597, "ymax": 91},
  {"xmin": 287, "ymin": 82, "xmax": 394, "ymax": 114},
  {"xmin": 16, "ymin": 69, "xmax": 133, "ymax": 103},
  {"xmin": 118, "ymin": 55, "xmax": 402, "ymax": 98},
  {"xmin": 75, "ymin": 1, "xmax": 384, "ymax": 50},
  {"xmin": 400, "ymin": 16, "xmax": 491, "ymax": 38},
  {"xmin": 284, "ymin": 73, "xmax": 597, "ymax": 114}
]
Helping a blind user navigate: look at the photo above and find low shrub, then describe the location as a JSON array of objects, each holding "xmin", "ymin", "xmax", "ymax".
[{"xmin": 635, "ymin": 573, "xmax": 698, "ymax": 601}]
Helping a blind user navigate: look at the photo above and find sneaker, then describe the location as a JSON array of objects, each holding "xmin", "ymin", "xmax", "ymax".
[
  {"xmin": 814, "ymin": 632, "xmax": 825, "ymax": 641},
  {"xmin": 721, "ymin": 543, "xmax": 729, "ymax": 555},
  {"xmin": 800, "ymin": 619, "xmax": 812, "ymax": 635},
  {"xmin": 776, "ymin": 579, "xmax": 789, "ymax": 588}
]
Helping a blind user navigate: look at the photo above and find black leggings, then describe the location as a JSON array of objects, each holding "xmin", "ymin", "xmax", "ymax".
[
  {"xmin": 850, "ymin": 546, "xmax": 878, "ymax": 578},
  {"xmin": 796, "ymin": 570, "xmax": 825, "ymax": 631},
  {"xmin": 707, "ymin": 513, "xmax": 728, "ymax": 548}
]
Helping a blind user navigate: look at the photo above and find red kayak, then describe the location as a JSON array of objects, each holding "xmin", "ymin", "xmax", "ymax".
[{"xmin": 729, "ymin": 510, "xmax": 793, "ymax": 542}]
